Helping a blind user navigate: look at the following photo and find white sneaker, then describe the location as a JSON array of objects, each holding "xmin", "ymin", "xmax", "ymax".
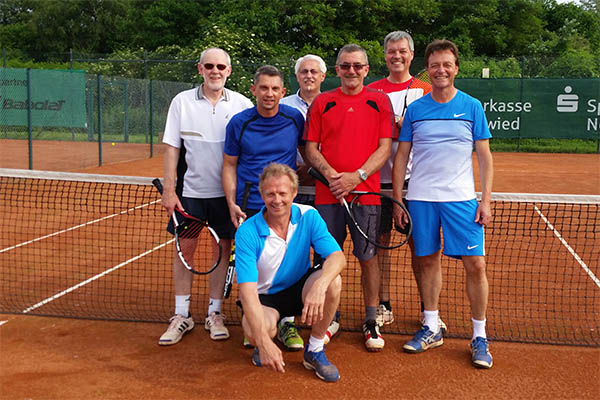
[
  {"xmin": 323, "ymin": 311, "xmax": 340, "ymax": 346},
  {"xmin": 158, "ymin": 314, "xmax": 194, "ymax": 346},
  {"xmin": 205, "ymin": 312, "xmax": 230, "ymax": 340},
  {"xmin": 376, "ymin": 304, "xmax": 394, "ymax": 326}
]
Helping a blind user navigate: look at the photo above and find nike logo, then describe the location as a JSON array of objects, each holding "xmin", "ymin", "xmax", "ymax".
[
  {"xmin": 467, "ymin": 245, "xmax": 479, "ymax": 250},
  {"xmin": 454, "ymin": 113, "xmax": 465, "ymax": 118}
]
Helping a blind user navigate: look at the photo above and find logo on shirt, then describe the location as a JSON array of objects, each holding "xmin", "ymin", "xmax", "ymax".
[
  {"xmin": 454, "ymin": 113, "xmax": 466, "ymax": 118},
  {"xmin": 467, "ymin": 245, "xmax": 479, "ymax": 250},
  {"xmin": 348, "ymin": 107, "xmax": 355, "ymax": 112}
]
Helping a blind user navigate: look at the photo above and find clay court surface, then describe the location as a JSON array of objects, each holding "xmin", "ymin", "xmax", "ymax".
[{"xmin": 1, "ymin": 142, "xmax": 599, "ymax": 399}]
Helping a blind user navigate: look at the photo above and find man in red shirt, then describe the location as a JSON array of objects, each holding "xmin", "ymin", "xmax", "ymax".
[{"xmin": 305, "ymin": 43, "xmax": 395, "ymax": 352}]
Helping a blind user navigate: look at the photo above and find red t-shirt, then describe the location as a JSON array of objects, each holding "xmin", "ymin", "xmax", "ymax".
[{"xmin": 304, "ymin": 87, "xmax": 395, "ymax": 205}]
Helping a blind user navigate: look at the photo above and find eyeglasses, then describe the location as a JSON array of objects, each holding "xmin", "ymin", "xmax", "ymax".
[
  {"xmin": 203, "ymin": 63, "xmax": 228, "ymax": 71},
  {"xmin": 337, "ymin": 63, "xmax": 367, "ymax": 71}
]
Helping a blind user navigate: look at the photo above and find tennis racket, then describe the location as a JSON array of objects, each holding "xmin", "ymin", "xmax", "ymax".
[
  {"xmin": 400, "ymin": 69, "xmax": 432, "ymax": 118},
  {"xmin": 223, "ymin": 181, "xmax": 252, "ymax": 299},
  {"xmin": 153, "ymin": 178, "xmax": 222, "ymax": 275},
  {"xmin": 308, "ymin": 167, "xmax": 412, "ymax": 249}
]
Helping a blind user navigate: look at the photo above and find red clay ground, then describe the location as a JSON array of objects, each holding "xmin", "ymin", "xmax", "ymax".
[{"xmin": 1, "ymin": 146, "xmax": 599, "ymax": 399}]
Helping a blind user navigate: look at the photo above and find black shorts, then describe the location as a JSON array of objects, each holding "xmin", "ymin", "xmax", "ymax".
[
  {"xmin": 167, "ymin": 196, "xmax": 235, "ymax": 239},
  {"xmin": 378, "ymin": 181, "xmax": 410, "ymax": 236},
  {"xmin": 258, "ymin": 266, "xmax": 320, "ymax": 318}
]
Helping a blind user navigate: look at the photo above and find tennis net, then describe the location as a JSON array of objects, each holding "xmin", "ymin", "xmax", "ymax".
[{"xmin": 1, "ymin": 168, "xmax": 598, "ymax": 346}]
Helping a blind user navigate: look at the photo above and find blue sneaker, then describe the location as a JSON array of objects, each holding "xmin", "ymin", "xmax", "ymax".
[
  {"xmin": 470, "ymin": 337, "xmax": 493, "ymax": 369},
  {"xmin": 251, "ymin": 347, "xmax": 261, "ymax": 367},
  {"xmin": 403, "ymin": 325, "xmax": 443, "ymax": 353},
  {"xmin": 302, "ymin": 346, "xmax": 340, "ymax": 382}
]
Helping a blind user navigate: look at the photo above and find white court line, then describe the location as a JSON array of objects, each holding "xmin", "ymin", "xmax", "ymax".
[
  {"xmin": 0, "ymin": 199, "xmax": 160, "ymax": 254},
  {"xmin": 22, "ymin": 238, "xmax": 175, "ymax": 314},
  {"xmin": 0, "ymin": 320, "xmax": 7, "ymax": 327},
  {"xmin": 534, "ymin": 205, "xmax": 600, "ymax": 289}
]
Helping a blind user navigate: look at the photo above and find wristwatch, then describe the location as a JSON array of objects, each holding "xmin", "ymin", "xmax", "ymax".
[{"xmin": 357, "ymin": 168, "xmax": 368, "ymax": 181}]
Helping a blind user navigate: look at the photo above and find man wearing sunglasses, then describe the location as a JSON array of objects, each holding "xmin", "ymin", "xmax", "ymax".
[
  {"xmin": 305, "ymin": 44, "xmax": 395, "ymax": 352},
  {"xmin": 159, "ymin": 48, "xmax": 253, "ymax": 346}
]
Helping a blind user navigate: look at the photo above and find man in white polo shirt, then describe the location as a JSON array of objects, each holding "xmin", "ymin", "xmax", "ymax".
[{"xmin": 158, "ymin": 47, "xmax": 253, "ymax": 345}]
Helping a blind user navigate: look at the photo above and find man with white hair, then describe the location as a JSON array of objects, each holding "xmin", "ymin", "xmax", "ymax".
[{"xmin": 159, "ymin": 47, "xmax": 253, "ymax": 345}]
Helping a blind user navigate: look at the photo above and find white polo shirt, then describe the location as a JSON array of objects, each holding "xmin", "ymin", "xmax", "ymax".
[{"xmin": 162, "ymin": 85, "xmax": 253, "ymax": 198}]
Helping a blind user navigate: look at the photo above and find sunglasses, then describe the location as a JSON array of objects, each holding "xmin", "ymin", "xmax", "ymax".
[
  {"xmin": 337, "ymin": 63, "xmax": 367, "ymax": 71},
  {"xmin": 203, "ymin": 63, "xmax": 228, "ymax": 71}
]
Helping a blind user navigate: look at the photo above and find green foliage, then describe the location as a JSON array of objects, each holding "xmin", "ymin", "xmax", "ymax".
[{"xmin": 490, "ymin": 138, "xmax": 598, "ymax": 153}]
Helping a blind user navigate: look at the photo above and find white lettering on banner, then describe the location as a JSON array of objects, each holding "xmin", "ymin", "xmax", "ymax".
[
  {"xmin": 488, "ymin": 117, "xmax": 520, "ymax": 131},
  {"xmin": 587, "ymin": 99, "xmax": 600, "ymax": 116},
  {"xmin": 588, "ymin": 118, "xmax": 598, "ymax": 131},
  {"xmin": 483, "ymin": 98, "xmax": 532, "ymax": 113},
  {"xmin": 556, "ymin": 86, "xmax": 579, "ymax": 112}
]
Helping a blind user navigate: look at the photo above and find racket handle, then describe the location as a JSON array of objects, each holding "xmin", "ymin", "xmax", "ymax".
[
  {"xmin": 241, "ymin": 181, "xmax": 252, "ymax": 212},
  {"xmin": 152, "ymin": 178, "xmax": 163, "ymax": 194},
  {"xmin": 307, "ymin": 167, "xmax": 329, "ymax": 186}
]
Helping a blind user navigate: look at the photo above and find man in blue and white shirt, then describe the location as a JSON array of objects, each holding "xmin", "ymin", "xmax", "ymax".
[
  {"xmin": 236, "ymin": 163, "xmax": 345, "ymax": 382},
  {"xmin": 392, "ymin": 40, "xmax": 494, "ymax": 369}
]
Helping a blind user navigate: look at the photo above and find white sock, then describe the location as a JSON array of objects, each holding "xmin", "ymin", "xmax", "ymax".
[
  {"xmin": 175, "ymin": 295, "xmax": 191, "ymax": 317},
  {"xmin": 208, "ymin": 298, "xmax": 222, "ymax": 315},
  {"xmin": 423, "ymin": 310, "xmax": 439, "ymax": 333},
  {"xmin": 308, "ymin": 335, "xmax": 325, "ymax": 353},
  {"xmin": 472, "ymin": 318, "xmax": 487, "ymax": 340},
  {"xmin": 280, "ymin": 316, "xmax": 294, "ymax": 325}
]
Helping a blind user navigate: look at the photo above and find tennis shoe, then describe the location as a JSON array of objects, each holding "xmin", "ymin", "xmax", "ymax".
[
  {"xmin": 376, "ymin": 304, "xmax": 394, "ymax": 326},
  {"xmin": 324, "ymin": 311, "xmax": 341, "ymax": 345},
  {"xmin": 471, "ymin": 337, "xmax": 493, "ymax": 369},
  {"xmin": 277, "ymin": 321, "xmax": 304, "ymax": 351},
  {"xmin": 403, "ymin": 325, "xmax": 443, "ymax": 353},
  {"xmin": 362, "ymin": 319, "xmax": 385, "ymax": 352},
  {"xmin": 204, "ymin": 312, "xmax": 229, "ymax": 340},
  {"xmin": 303, "ymin": 346, "xmax": 340, "ymax": 382},
  {"xmin": 251, "ymin": 347, "xmax": 261, "ymax": 367},
  {"xmin": 420, "ymin": 312, "xmax": 448, "ymax": 334},
  {"xmin": 243, "ymin": 336, "xmax": 254, "ymax": 348},
  {"xmin": 158, "ymin": 314, "xmax": 194, "ymax": 346}
]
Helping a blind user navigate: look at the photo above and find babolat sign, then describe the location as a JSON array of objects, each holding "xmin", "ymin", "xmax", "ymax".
[
  {"xmin": 456, "ymin": 78, "xmax": 600, "ymax": 139},
  {"xmin": 0, "ymin": 68, "xmax": 86, "ymax": 128}
]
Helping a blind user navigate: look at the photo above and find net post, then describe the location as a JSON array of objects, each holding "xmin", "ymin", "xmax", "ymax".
[
  {"xmin": 97, "ymin": 74, "xmax": 103, "ymax": 166},
  {"xmin": 27, "ymin": 68, "xmax": 32, "ymax": 170},
  {"xmin": 149, "ymin": 79, "xmax": 154, "ymax": 158}
]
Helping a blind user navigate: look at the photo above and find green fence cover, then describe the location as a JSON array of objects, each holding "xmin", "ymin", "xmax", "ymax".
[{"xmin": 0, "ymin": 68, "xmax": 86, "ymax": 128}]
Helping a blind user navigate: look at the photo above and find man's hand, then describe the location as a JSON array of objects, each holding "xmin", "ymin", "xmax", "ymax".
[
  {"xmin": 161, "ymin": 189, "xmax": 183, "ymax": 217},
  {"xmin": 228, "ymin": 204, "xmax": 247, "ymax": 228},
  {"xmin": 300, "ymin": 280, "xmax": 327, "ymax": 326},
  {"xmin": 257, "ymin": 340, "xmax": 286, "ymax": 373},
  {"xmin": 475, "ymin": 200, "xmax": 492, "ymax": 226},
  {"xmin": 392, "ymin": 201, "xmax": 409, "ymax": 229},
  {"xmin": 328, "ymin": 171, "xmax": 360, "ymax": 200}
]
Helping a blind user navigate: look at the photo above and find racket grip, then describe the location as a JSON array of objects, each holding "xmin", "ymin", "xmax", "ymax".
[
  {"xmin": 307, "ymin": 167, "xmax": 330, "ymax": 186},
  {"xmin": 152, "ymin": 178, "xmax": 163, "ymax": 194},
  {"xmin": 241, "ymin": 181, "xmax": 252, "ymax": 212}
]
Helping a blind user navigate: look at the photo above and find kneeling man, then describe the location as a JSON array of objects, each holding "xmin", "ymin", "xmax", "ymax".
[{"xmin": 236, "ymin": 163, "xmax": 346, "ymax": 382}]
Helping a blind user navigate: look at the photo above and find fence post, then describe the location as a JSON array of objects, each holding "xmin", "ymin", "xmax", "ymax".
[
  {"xmin": 27, "ymin": 68, "xmax": 33, "ymax": 169},
  {"xmin": 124, "ymin": 81, "xmax": 129, "ymax": 142},
  {"xmin": 69, "ymin": 48, "xmax": 73, "ymax": 70},
  {"xmin": 97, "ymin": 74, "xmax": 103, "ymax": 166},
  {"xmin": 149, "ymin": 79, "xmax": 154, "ymax": 157},
  {"xmin": 517, "ymin": 56, "xmax": 526, "ymax": 152},
  {"xmin": 2, "ymin": 48, "xmax": 6, "ymax": 68}
]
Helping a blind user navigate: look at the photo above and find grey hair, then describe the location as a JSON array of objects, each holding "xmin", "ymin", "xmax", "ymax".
[
  {"xmin": 294, "ymin": 54, "xmax": 327, "ymax": 74},
  {"xmin": 199, "ymin": 48, "xmax": 231, "ymax": 65},
  {"xmin": 336, "ymin": 44, "xmax": 368, "ymax": 65},
  {"xmin": 384, "ymin": 31, "xmax": 415, "ymax": 52}
]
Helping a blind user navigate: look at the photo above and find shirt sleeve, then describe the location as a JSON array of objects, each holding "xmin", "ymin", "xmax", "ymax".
[
  {"xmin": 295, "ymin": 110, "xmax": 306, "ymax": 146},
  {"xmin": 472, "ymin": 100, "xmax": 492, "ymax": 141},
  {"xmin": 309, "ymin": 209, "xmax": 342, "ymax": 258},
  {"xmin": 399, "ymin": 106, "xmax": 414, "ymax": 142},
  {"xmin": 234, "ymin": 221, "xmax": 260, "ymax": 284},
  {"xmin": 304, "ymin": 97, "xmax": 322, "ymax": 143},
  {"xmin": 224, "ymin": 115, "xmax": 241, "ymax": 157},
  {"xmin": 162, "ymin": 95, "xmax": 182, "ymax": 148}
]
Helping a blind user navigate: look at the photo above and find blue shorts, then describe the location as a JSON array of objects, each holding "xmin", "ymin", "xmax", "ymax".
[{"xmin": 408, "ymin": 199, "xmax": 485, "ymax": 259}]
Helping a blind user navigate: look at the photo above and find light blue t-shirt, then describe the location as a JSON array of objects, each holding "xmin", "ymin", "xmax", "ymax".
[
  {"xmin": 235, "ymin": 203, "xmax": 341, "ymax": 295},
  {"xmin": 400, "ymin": 90, "xmax": 491, "ymax": 202}
]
